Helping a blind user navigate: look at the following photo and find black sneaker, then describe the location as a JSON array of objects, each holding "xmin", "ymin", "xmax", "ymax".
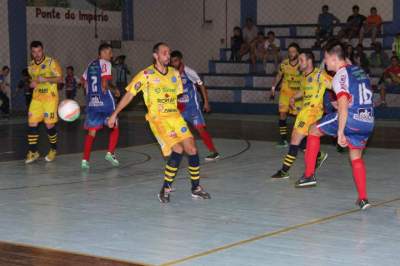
[
  {"xmin": 357, "ymin": 199, "xmax": 371, "ymax": 210},
  {"xmin": 271, "ymin": 170, "xmax": 289, "ymax": 179},
  {"xmin": 158, "ymin": 187, "xmax": 171, "ymax": 203},
  {"xmin": 295, "ymin": 175, "xmax": 317, "ymax": 188},
  {"xmin": 205, "ymin": 152, "xmax": 220, "ymax": 162},
  {"xmin": 191, "ymin": 185, "xmax": 211, "ymax": 199}
]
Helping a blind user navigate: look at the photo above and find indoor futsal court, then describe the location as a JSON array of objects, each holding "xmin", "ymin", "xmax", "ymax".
[{"xmin": 1, "ymin": 0, "xmax": 400, "ymax": 266}]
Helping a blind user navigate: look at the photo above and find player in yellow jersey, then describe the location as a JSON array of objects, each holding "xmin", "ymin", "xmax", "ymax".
[
  {"xmin": 271, "ymin": 51, "xmax": 331, "ymax": 179},
  {"xmin": 270, "ymin": 43, "xmax": 302, "ymax": 147},
  {"xmin": 25, "ymin": 41, "xmax": 63, "ymax": 164},
  {"xmin": 108, "ymin": 42, "xmax": 210, "ymax": 203}
]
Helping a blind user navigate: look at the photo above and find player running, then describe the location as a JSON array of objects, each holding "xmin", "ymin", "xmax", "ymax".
[
  {"xmin": 271, "ymin": 51, "xmax": 331, "ymax": 179},
  {"xmin": 107, "ymin": 42, "xmax": 211, "ymax": 203},
  {"xmin": 295, "ymin": 40, "xmax": 374, "ymax": 210},
  {"xmin": 81, "ymin": 43, "xmax": 120, "ymax": 169},
  {"xmin": 170, "ymin": 50, "xmax": 220, "ymax": 161},
  {"xmin": 25, "ymin": 41, "xmax": 62, "ymax": 164},
  {"xmin": 270, "ymin": 43, "xmax": 303, "ymax": 147}
]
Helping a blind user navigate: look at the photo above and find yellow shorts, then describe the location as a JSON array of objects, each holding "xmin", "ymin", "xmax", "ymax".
[
  {"xmin": 294, "ymin": 108, "xmax": 323, "ymax": 135},
  {"xmin": 28, "ymin": 96, "xmax": 59, "ymax": 124},
  {"xmin": 279, "ymin": 87, "xmax": 302, "ymax": 115},
  {"xmin": 146, "ymin": 114, "xmax": 193, "ymax": 156}
]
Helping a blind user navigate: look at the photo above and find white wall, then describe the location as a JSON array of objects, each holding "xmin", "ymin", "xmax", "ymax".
[
  {"xmin": 124, "ymin": 0, "xmax": 241, "ymax": 74},
  {"xmin": 0, "ymin": 1, "xmax": 9, "ymax": 69},
  {"xmin": 258, "ymin": 0, "xmax": 393, "ymax": 25}
]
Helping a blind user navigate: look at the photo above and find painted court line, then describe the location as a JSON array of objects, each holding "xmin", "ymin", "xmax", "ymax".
[{"xmin": 159, "ymin": 196, "xmax": 400, "ymax": 266}]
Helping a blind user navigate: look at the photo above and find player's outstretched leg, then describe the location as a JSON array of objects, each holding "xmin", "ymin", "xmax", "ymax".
[
  {"xmin": 26, "ymin": 125, "xmax": 40, "ymax": 164},
  {"xmin": 158, "ymin": 149, "xmax": 184, "ymax": 203},
  {"xmin": 183, "ymin": 138, "xmax": 210, "ymax": 199},
  {"xmin": 349, "ymin": 148, "xmax": 370, "ymax": 210},
  {"xmin": 105, "ymin": 127, "xmax": 120, "ymax": 166},
  {"xmin": 195, "ymin": 125, "xmax": 220, "ymax": 161},
  {"xmin": 45, "ymin": 125, "xmax": 57, "ymax": 162},
  {"xmin": 82, "ymin": 130, "xmax": 96, "ymax": 169}
]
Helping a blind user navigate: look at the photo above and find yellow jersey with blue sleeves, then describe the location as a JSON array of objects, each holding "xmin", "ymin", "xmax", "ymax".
[
  {"xmin": 28, "ymin": 56, "xmax": 62, "ymax": 101},
  {"xmin": 294, "ymin": 67, "xmax": 332, "ymax": 135},
  {"xmin": 126, "ymin": 65, "xmax": 183, "ymax": 118},
  {"xmin": 126, "ymin": 65, "xmax": 192, "ymax": 156},
  {"xmin": 278, "ymin": 58, "xmax": 302, "ymax": 90}
]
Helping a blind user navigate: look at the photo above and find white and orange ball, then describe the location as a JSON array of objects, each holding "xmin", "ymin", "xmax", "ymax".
[{"xmin": 58, "ymin": 99, "xmax": 80, "ymax": 122}]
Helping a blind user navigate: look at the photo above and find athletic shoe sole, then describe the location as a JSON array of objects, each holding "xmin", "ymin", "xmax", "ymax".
[
  {"xmin": 316, "ymin": 153, "xmax": 328, "ymax": 170},
  {"xmin": 295, "ymin": 181, "xmax": 317, "ymax": 188}
]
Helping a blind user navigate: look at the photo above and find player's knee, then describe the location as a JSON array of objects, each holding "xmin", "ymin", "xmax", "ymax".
[
  {"xmin": 172, "ymin": 143, "xmax": 184, "ymax": 154},
  {"xmin": 308, "ymin": 124, "xmax": 320, "ymax": 136},
  {"xmin": 184, "ymin": 142, "xmax": 197, "ymax": 155}
]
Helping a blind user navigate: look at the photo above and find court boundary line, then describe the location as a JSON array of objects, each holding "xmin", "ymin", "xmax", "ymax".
[{"xmin": 159, "ymin": 196, "xmax": 400, "ymax": 266}]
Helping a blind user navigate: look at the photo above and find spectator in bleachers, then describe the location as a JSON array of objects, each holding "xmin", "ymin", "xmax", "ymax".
[
  {"xmin": 264, "ymin": 31, "xmax": 281, "ymax": 73},
  {"xmin": 353, "ymin": 44, "xmax": 370, "ymax": 73},
  {"xmin": 62, "ymin": 66, "xmax": 80, "ymax": 100},
  {"xmin": 230, "ymin": 26, "xmax": 243, "ymax": 62},
  {"xmin": 391, "ymin": 32, "xmax": 400, "ymax": 59},
  {"xmin": 345, "ymin": 44, "xmax": 355, "ymax": 63},
  {"xmin": 0, "ymin": 66, "xmax": 10, "ymax": 118},
  {"xmin": 17, "ymin": 68, "xmax": 32, "ymax": 110},
  {"xmin": 369, "ymin": 42, "xmax": 390, "ymax": 76},
  {"xmin": 314, "ymin": 5, "xmax": 340, "ymax": 48},
  {"xmin": 339, "ymin": 5, "xmax": 366, "ymax": 41},
  {"xmin": 378, "ymin": 56, "xmax": 400, "ymax": 107},
  {"xmin": 250, "ymin": 31, "xmax": 266, "ymax": 72},
  {"xmin": 114, "ymin": 55, "xmax": 130, "ymax": 98},
  {"xmin": 240, "ymin": 17, "xmax": 258, "ymax": 60},
  {"xmin": 359, "ymin": 7, "xmax": 382, "ymax": 46}
]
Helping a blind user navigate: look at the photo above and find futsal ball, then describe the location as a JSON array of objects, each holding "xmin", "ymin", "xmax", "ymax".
[{"xmin": 58, "ymin": 99, "xmax": 80, "ymax": 122}]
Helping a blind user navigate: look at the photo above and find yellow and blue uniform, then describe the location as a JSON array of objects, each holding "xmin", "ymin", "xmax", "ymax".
[
  {"xmin": 28, "ymin": 56, "xmax": 62, "ymax": 124},
  {"xmin": 126, "ymin": 65, "xmax": 192, "ymax": 156},
  {"xmin": 278, "ymin": 59, "xmax": 302, "ymax": 115},
  {"xmin": 294, "ymin": 68, "xmax": 332, "ymax": 135}
]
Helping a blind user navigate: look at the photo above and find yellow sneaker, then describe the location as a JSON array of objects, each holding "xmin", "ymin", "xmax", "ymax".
[
  {"xmin": 45, "ymin": 149, "xmax": 57, "ymax": 162},
  {"xmin": 25, "ymin": 151, "xmax": 40, "ymax": 164}
]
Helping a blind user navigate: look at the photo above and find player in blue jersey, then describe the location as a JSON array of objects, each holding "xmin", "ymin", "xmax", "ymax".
[
  {"xmin": 81, "ymin": 43, "xmax": 120, "ymax": 169},
  {"xmin": 170, "ymin": 50, "xmax": 220, "ymax": 161},
  {"xmin": 296, "ymin": 40, "xmax": 374, "ymax": 210}
]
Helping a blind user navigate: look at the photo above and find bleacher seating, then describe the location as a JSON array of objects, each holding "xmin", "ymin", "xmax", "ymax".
[{"xmin": 204, "ymin": 23, "xmax": 400, "ymax": 119}]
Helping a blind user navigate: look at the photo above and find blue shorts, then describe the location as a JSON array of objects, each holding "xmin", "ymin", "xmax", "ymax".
[
  {"xmin": 84, "ymin": 110, "xmax": 113, "ymax": 130},
  {"xmin": 181, "ymin": 107, "xmax": 206, "ymax": 127},
  {"xmin": 317, "ymin": 112, "xmax": 374, "ymax": 149}
]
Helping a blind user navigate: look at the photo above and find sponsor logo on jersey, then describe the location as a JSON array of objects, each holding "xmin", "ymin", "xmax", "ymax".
[
  {"xmin": 353, "ymin": 108, "xmax": 374, "ymax": 123},
  {"xmin": 153, "ymin": 78, "xmax": 160, "ymax": 83},
  {"xmin": 155, "ymin": 88, "xmax": 161, "ymax": 94},
  {"xmin": 181, "ymin": 126, "xmax": 188, "ymax": 133},
  {"xmin": 169, "ymin": 131, "xmax": 177, "ymax": 138},
  {"xmin": 41, "ymin": 64, "xmax": 46, "ymax": 69},
  {"xmin": 171, "ymin": 76, "xmax": 177, "ymax": 83},
  {"xmin": 144, "ymin": 69, "xmax": 155, "ymax": 75},
  {"xmin": 135, "ymin": 82, "xmax": 141, "ymax": 90},
  {"xmin": 307, "ymin": 77, "xmax": 313, "ymax": 83}
]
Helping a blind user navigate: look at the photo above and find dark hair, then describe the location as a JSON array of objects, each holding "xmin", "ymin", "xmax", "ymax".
[
  {"xmin": 246, "ymin": 17, "xmax": 253, "ymax": 23},
  {"xmin": 30, "ymin": 41, "xmax": 43, "ymax": 49},
  {"xmin": 288, "ymin": 42, "xmax": 300, "ymax": 52},
  {"xmin": 267, "ymin": 31, "xmax": 275, "ymax": 36},
  {"xmin": 66, "ymin": 66, "xmax": 74, "ymax": 71},
  {"xmin": 2, "ymin": 66, "xmax": 9, "ymax": 71},
  {"xmin": 352, "ymin": 5, "xmax": 359, "ymax": 11},
  {"xmin": 153, "ymin": 42, "xmax": 168, "ymax": 53},
  {"xmin": 98, "ymin": 43, "xmax": 112, "ymax": 55},
  {"xmin": 325, "ymin": 39, "xmax": 346, "ymax": 60},
  {"xmin": 371, "ymin": 7, "xmax": 377, "ymax": 12},
  {"xmin": 301, "ymin": 50, "xmax": 315, "ymax": 62},
  {"xmin": 391, "ymin": 56, "xmax": 399, "ymax": 61},
  {"xmin": 170, "ymin": 50, "xmax": 183, "ymax": 59},
  {"xmin": 322, "ymin": 5, "xmax": 329, "ymax": 10}
]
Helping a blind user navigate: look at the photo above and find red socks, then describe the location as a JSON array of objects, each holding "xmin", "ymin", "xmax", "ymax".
[
  {"xmin": 196, "ymin": 126, "xmax": 216, "ymax": 152},
  {"xmin": 304, "ymin": 135, "xmax": 320, "ymax": 177},
  {"xmin": 83, "ymin": 134, "xmax": 95, "ymax": 161},
  {"xmin": 108, "ymin": 127, "xmax": 119, "ymax": 154},
  {"xmin": 351, "ymin": 158, "xmax": 368, "ymax": 200}
]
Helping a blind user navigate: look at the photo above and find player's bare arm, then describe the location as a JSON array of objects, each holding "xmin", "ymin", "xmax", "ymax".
[
  {"xmin": 108, "ymin": 92, "xmax": 135, "ymax": 128},
  {"xmin": 197, "ymin": 84, "xmax": 211, "ymax": 112},
  {"xmin": 337, "ymin": 95, "xmax": 349, "ymax": 147},
  {"xmin": 270, "ymin": 72, "xmax": 283, "ymax": 100}
]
